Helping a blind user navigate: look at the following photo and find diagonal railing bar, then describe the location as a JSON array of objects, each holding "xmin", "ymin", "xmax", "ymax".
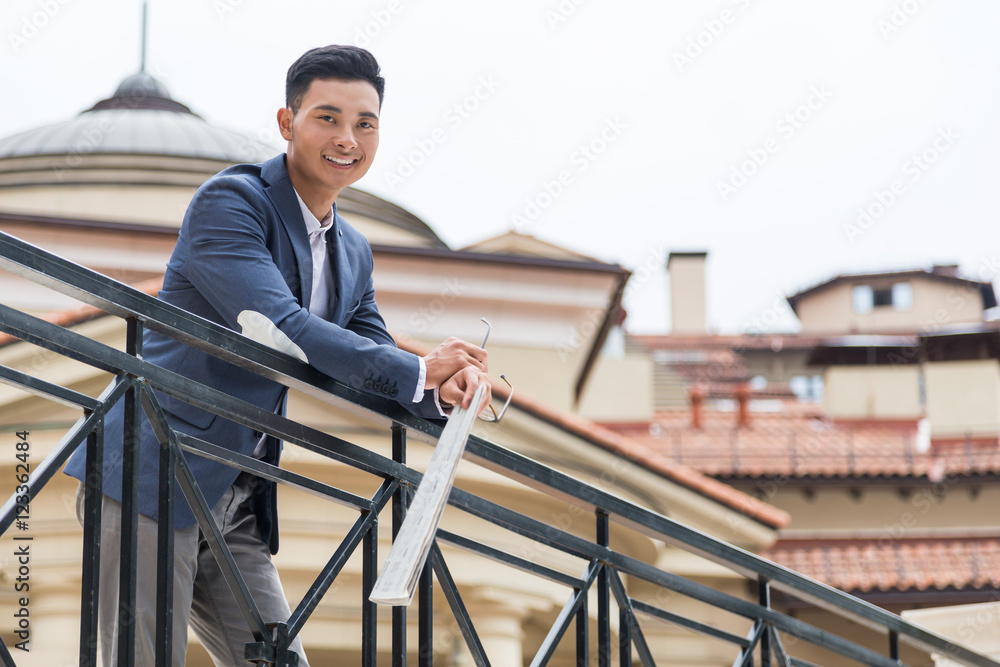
[
  {"xmin": 0, "ymin": 362, "xmax": 103, "ymax": 411},
  {"xmin": 0, "ymin": 632, "xmax": 13, "ymax": 666},
  {"xmin": 435, "ymin": 529, "xmax": 583, "ymax": 588},
  {"xmin": 147, "ymin": 408, "xmax": 271, "ymax": 642},
  {"xmin": 769, "ymin": 626, "xmax": 792, "ymax": 667},
  {"xmin": 430, "ymin": 542, "xmax": 492, "ymax": 667},
  {"xmin": 174, "ymin": 432, "xmax": 373, "ymax": 511},
  {"xmin": 631, "ymin": 599, "xmax": 751, "ymax": 648},
  {"xmin": 286, "ymin": 479, "xmax": 397, "ymax": 639},
  {"xmin": 529, "ymin": 559, "xmax": 603, "ymax": 667},
  {"xmin": 608, "ymin": 569, "xmax": 655, "ymax": 667},
  {"xmin": 0, "ymin": 377, "xmax": 129, "ymax": 535},
  {"xmin": 734, "ymin": 621, "xmax": 766, "ymax": 667}
]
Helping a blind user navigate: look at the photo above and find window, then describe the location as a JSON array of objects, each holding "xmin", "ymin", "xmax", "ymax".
[
  {"xmin": 873, "ymin": 288, "xmax": 893, "ymax": 307},
  {"xmin": 892, "ymin": 282, "xmax": 913, "ymax": 310},
  {"xmin": 852, "ymin": 282, "xmax": 913, "ymax": 312},
  {"xmin": 852, "ymin": 285, "xmax": 873, "ymax": 313}
]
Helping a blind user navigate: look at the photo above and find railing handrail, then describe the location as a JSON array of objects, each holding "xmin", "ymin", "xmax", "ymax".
[{"xmin": 0, "ymin": 228, "xmax": 996, "ymax": 667}]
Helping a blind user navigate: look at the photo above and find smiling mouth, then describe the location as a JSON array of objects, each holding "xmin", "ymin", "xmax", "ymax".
[{"xmin": 324, "ymin": 155, "xmax": 358, "ymax": 166}]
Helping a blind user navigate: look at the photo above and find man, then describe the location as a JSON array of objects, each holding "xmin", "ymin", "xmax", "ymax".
[{"xmin": 64, "ymin": 45, "xmax": 490, "ymax": 665}]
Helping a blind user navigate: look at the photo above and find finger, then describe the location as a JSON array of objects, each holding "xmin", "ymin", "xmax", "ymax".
[
  {"xmin": 460, "ymin": 371, "xmax": 477, "ymax": 409},
  {"xmin": 476, "ymin": 381, "xmax": 493, "ymax": 417}
]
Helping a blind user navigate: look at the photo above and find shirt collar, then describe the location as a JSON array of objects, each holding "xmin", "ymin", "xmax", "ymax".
[{"xmin": 293, "ymin": 189, "xmax": 335, "ymax": 238}]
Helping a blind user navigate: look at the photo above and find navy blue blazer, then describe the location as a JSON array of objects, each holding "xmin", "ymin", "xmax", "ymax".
[{"xmin": 65, "ymin": 154, "xmax": 441, "ymax": 553}]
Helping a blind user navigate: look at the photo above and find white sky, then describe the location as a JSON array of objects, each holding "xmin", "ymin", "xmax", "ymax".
[{"xmin": 3, "ymin": 0, "xmax": 998, "ymax": 334}]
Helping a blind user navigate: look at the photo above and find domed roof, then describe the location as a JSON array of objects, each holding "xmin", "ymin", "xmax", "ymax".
[{"xmin": 0, "ymin": 71, "xmax": 275, "ymax": 163}]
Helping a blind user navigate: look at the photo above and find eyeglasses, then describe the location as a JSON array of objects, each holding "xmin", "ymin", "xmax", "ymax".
[{"xmin": 478, "ymin": 317, "xmax": 512, "ymax": 423}]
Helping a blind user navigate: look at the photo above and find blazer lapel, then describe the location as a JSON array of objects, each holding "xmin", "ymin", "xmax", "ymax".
[
  {"xmin": 328, "ymin": 205, "xmax": 355, "ymax": 325},
  {"xmin": 261, "ymin": 155, "xmax": 313, "ymax": 311}
]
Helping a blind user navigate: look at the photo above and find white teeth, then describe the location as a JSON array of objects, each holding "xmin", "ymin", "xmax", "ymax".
[{"xmin": 324, "ymin": 155, "xmax": 355, "ymax": 165}]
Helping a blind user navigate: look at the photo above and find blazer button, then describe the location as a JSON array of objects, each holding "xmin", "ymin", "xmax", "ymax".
[
  {"xmin": 374, "ymin": 382, "xmax": 382, "ymax": 391},
  {"xmin": 382, "ymin": 386, "xmax": 391, "ymax": 395},
  {"xmin": 390, "ymin": 387, "xmax": 398, "ymax": 397},
  {"xmin": 365, "ymin": 379, "xmax": 373, "ymax": 389}
]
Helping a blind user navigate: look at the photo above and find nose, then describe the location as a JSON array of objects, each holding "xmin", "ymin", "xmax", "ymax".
[{"xmin": 331, "ymin": 125, "xmax": 357, "ymax": 151}]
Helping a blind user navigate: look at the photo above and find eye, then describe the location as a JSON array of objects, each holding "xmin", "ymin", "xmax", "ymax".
[
  {"xmin": 318, "ymin": 114, "xmax": 335, "ymax": 122},
  {"xmin": 359, "ymin": 120, "xmax": 376, "ymax": 129}
]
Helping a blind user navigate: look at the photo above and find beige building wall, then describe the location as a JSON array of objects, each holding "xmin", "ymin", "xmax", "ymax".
[
  {"xmin": 768, "ymin": 485, "xmax": 1000, "ymax": 536},
  {"xmin": 577, "ymin": 353, "xmax": 654, "ymax": 422},
  {"xmin": 795, "ymin": 278, "xmax": 985, "ymax": 334},
  {"xmin": 903, "ymin": 602, "xmax": 1000, "ymax": 666},
  {"xmin": 822, "ymin": 365, "xmax": 922, "ymax": 420},
  {"xmin": 924, "ymin": 359, "xmax": 1000, "ymax": 437}
]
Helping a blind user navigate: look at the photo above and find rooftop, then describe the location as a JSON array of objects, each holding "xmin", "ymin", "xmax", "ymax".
[
  {"xmin": 766, "ymin": 536, "xmax": 1000, "ymax": 596},
  {"xmin": 604, "ymin": 410, "xmax": 1000, "ymax": 481}
]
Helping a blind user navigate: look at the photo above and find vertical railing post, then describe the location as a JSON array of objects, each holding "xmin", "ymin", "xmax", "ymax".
[
  {"xmin": 597, "ymin": 510, "xmax": 611, "ymax": 667},
  {"xmin": 392, "ymin": 425, "xmax": 407, "ymax": 667},
  {"xmin": 155, "ymin": 401, "xmax": 175, "ymax": 667},
  {"xmin": 363, "ymin": 516, "xmax": 378, "ymax": 667},
  {"xmin": 117, "ymin": 317, "xmax": 142, "ymax": 666},
  {"xmin": 576, "ymin": 589, "xmax": 588, "ymax": 667},
  {"xmin": 759, "ymin": 577, "xmax": 771, "ymax": 667},
  {"xmin": 418, "ymin": 560, "xmax": 433, "ymax": 667},
  {"xmin": 619, "ymin": 603, "xmax": 631, "ymax": 667},
  {"xmin": 890, "ymin": 629, "xmax": 900, "ymax": 662},
  {"xmin": 79, "ymin": 419, "xmax": 103, "ymax": 666}
]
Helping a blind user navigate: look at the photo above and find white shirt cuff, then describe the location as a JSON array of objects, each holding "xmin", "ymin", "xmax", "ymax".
[
  {"xmin": 415, "ymin": 357, "xmax": 450, "ymax": 417},
  {"xmin": 414, "ymin": 356, "xmax": 428, "ymax": 403},
  {"xmin": 432, "ymin": 388, "xmax": 451, "ymax": 418}
]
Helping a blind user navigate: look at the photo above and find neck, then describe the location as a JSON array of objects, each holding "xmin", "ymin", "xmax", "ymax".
[{"xmin": 285, "ymin": 160, "xmax": 339, "ymax": 220}]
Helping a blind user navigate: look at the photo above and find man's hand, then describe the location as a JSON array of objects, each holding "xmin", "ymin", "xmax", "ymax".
[
  {"xmin": 438, "ymin": 367, "xmax": 492, "ymax": 416},
  {"xmin": 422, "ymin": 337, "xmax": 488, "ymax": 390}
]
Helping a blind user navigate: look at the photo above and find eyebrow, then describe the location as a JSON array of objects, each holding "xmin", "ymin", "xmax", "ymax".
[{"xmin": 314, "ymin": 104, "xmax": 379, "ymax": 120}]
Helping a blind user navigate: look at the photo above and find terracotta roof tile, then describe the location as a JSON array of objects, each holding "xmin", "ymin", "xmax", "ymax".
[
  {"xmin": 766, "ymin": 537, "xmax": 1000, "ymax": 592},
  {"xmin": 605, "ymin": 410, "xmax": 1000, "ymax": 479}
]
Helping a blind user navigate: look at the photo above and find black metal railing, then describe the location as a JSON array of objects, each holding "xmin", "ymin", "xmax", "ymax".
[{"xmin": 0, "ymin": 228, "xmax": 997, "ymax": 666}]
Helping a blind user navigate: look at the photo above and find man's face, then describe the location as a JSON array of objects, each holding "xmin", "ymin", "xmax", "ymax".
[{"xmin": 278, "ymin": 78, "xmax": 380, "ymax": 200}]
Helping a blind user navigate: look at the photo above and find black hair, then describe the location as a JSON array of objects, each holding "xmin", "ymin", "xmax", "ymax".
[{"xmin": 285, "ymin": 45, "xmax": 385, "ymax": 111}]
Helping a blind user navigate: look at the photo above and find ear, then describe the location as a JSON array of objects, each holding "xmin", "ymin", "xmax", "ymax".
[{"xmin": 277, "ymin": 107, "xmax": 294, "ymax": 141}]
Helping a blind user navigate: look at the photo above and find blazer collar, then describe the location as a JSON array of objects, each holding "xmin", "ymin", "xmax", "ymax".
[{"xmin": 261, "ymin": 154, "xmax": 313, "ymax": 310}]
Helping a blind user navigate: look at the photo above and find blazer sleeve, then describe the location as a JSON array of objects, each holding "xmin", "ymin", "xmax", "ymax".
[{"xmin": 177, "ymin": 174, "xmax": 424, "ymax": 403}]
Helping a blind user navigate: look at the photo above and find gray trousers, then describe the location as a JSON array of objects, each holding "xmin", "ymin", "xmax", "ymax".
[{"xmin": 77, "ymin": 473, "xmax": 308, "ymax": 666}]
